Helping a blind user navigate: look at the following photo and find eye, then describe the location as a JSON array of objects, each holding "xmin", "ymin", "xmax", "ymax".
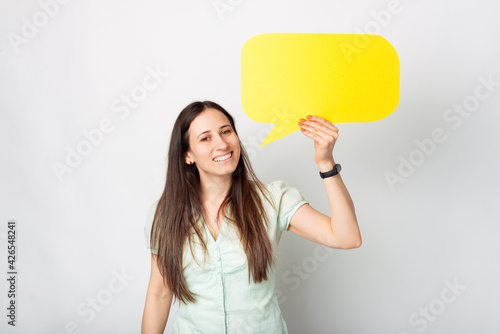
[
  {"xmin": 222, "ymin": 129, "xmax": 231, "ymax": 135},
  {"xmin": 201, "ymin": 136, "xmax": 210, "ymax": 142}
]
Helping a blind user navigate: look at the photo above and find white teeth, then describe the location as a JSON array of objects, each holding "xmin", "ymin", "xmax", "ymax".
[{"xmin": 214, "ymin": 152, "xmax": 232, "ymax": 162}]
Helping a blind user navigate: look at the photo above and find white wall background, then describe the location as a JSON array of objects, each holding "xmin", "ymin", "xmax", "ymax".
[{"xmin": 1, "ymin": 0, "xmax": 499, "ymax": 333}]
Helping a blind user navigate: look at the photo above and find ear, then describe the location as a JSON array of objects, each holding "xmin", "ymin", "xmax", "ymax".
[{"xmin": 185, "ymin": 151, "xmax": 194, "ymax": 165}]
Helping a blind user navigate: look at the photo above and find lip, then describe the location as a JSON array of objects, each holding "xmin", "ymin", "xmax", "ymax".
[{"xmin": 213, "ymin": 151, "xmax": 233, "ymax": 163}]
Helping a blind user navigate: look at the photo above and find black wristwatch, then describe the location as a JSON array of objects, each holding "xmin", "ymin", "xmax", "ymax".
[{"xmin": 319, "ymin": 164, "xmax": 341, "ymax": 179}]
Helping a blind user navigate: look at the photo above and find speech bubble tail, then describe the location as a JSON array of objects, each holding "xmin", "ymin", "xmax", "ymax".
[
  {"xmin": 259, "ymin": 123, "xmax": 297, "ymax": 147},
  {"xmin": 259, "ymin": 134, "xmax": 274, "ymax": 147}
]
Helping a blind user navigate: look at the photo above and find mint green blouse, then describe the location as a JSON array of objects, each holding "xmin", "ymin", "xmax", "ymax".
[{"xmin": 144, "ymin": 180, "xmax": 308, "ymax": 334}]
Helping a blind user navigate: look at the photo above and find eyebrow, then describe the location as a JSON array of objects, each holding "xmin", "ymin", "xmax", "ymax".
[{"xmin": 197, "ymin": 124, "xmax": 232, "ymax": 139}]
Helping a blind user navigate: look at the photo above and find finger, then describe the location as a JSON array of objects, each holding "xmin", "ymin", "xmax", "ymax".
[
  {"xmin": 299, "ymin": 127, "xmax": 324, "ymax": 142},
  {"xmin": 299, "ymin": 118, "xmax": 338, "ymax": 137},
  {"xmin": 299, "ymin": 130, "xmax": 336, "ymax": 152},
  {"xmin": 306, "ymin": 115, "xmax": 338, "ymax": 132},
  {"xmin": 298, "ymin": 120, "xmax": 338, "ymax": 140},
  {"xmin": 299, "ymin": 123, "xmax": 338, "ymax": 145}
]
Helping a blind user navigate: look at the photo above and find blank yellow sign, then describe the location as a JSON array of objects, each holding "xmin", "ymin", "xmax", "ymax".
[{"xmin": 241, "ymin": 33, "xmax": 400, "ymax": 146}]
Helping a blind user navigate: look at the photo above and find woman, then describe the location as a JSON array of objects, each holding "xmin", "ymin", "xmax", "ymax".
[{"xmin": 142, "ymin": 101, "xmax": 361, "ymax": 333}]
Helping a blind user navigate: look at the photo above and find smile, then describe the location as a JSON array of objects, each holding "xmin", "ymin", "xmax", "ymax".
[{"xmin": 213, "ymin": 152, "xmax": 232, "ymax": 163}]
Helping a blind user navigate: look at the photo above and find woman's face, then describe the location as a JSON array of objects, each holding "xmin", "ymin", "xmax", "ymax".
[{"xmin": 185, "ymin": 108, "xmax": 241, "ymax": 182}]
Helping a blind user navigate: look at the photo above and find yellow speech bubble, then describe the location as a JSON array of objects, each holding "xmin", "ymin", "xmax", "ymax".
[{"xmin": 241, "ymin": 33, "xmax": 400, "ymax": 147}]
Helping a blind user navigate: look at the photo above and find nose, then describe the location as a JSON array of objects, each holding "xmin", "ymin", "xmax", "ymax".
[{"xmin": 214, "ymin": 134, "xmax": 229, "ymax": 150}]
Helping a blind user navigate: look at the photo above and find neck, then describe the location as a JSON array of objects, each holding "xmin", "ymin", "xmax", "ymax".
[{"xmin": 199, "ymin": 174, "xmax": 232, "ymax": 207}]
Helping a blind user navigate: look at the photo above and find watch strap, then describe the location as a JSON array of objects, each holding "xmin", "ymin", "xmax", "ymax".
[{"xmin": 319, "ymin": 164, "xmax": 341, "ymax": 179}]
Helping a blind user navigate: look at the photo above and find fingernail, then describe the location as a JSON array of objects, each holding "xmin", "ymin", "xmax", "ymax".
[
  {"xmin": 306, "ymin": 115, "xmax": 312, "ymax": 119},
  {"xmin": 299, "ymin": 118, "xmax": 306, "ymax": 122}
]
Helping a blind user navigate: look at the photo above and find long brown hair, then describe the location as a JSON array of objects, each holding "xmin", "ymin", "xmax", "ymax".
[{"xmin": 150, "ymin": 101, "xmax": 275, "ymax": 304}]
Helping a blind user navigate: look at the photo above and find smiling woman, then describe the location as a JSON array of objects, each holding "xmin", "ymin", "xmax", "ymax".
[
  {"xmin": 184, "ymin": 108, "xmax": 241, "ymax": 184},
  {"xmin": 141, "ymin": 100, "xmax": 361, "ymax": 334}
]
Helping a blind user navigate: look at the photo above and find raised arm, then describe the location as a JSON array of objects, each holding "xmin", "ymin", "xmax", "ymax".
[
  {"xmin": 288, "ymin": 115, "xmax": 361, "ymax": 249},
  {"xmin": 141, "ymin": 254, "xmax": 174, "ymax": 334}
]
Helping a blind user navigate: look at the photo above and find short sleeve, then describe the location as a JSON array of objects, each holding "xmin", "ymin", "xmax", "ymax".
[
  {"xmin": 144, "ymin": 200, "xmax": 159, "ymax": 254},
  {"xmin": 267, "ymin": 180, "xmax": 308, "ymax": 231}
]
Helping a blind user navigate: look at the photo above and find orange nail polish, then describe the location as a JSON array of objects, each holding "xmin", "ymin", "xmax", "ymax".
[{"xmin": 306, "ymin": 115, "xmax": 312, "ymax": 119}]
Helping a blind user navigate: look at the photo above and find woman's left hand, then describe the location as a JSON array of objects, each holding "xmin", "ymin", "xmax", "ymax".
[{"xmin": 298, "ymin": 115, "xmax": 338, "ymax": 171}]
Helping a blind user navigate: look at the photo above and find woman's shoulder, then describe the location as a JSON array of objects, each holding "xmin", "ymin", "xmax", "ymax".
[
  {"xmin": 249, "ymin": 180, "xmax": 287, "ymax": 196},
  {"xmin": 266, "ymin": 180, "xmax": 292, "ymax": 189},
  {"xmin": 249, "ymin": 179, "xmax": 291, "ymax": 188},
  {"xmin": 266, "ymin": 180, "xmax": 308, "ymax": 203},
  {"xmin": 261, "ymin": 180, "xmax": 298, "ymax": 197},
  {"xmin": 257, "ymin": 180, "xmax": 309, "ymax": 231},
  {"xmin": 148, "ymin": 199, "xmax": 160, "ymax": 217},
  {"xmin": 251, "ymin": 180, "xmax": 305, "ymax": 203}
]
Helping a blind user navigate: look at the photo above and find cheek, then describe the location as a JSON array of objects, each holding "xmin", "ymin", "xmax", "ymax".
[
  {"xmin": 187, "ymin": 146, "xmax": 203, "ymax": 162},
  {"xmin": 233, "ymin": 142, "xmax": 242, "ymax": 159},
  {"xmin": 231, "ymin": 135, "xmax": 241, "ymax": 147}
]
